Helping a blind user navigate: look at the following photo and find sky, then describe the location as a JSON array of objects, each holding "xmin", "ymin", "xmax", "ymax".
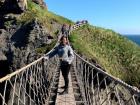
[{"xmin": 45, "ymin": 0, "xmax": 140, "ymax": 35}]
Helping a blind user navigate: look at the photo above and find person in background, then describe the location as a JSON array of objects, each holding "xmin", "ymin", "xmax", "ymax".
[
  {"xmin": 61, "ymin": 24, "xmax": 69, "ymax": 37},
  {"xmin": 44, "ymin": 36, "xmax": 74, "ymax": 94}
]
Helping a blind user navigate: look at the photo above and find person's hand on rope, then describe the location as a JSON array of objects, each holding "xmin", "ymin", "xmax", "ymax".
[{"xmin": 43, "ymin": 54, "xmax": 49, "ymax": 60}]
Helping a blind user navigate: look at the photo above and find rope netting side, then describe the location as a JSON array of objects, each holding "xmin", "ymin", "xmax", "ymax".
[
  {"xmin": 0, "ymin": 56, "xmax": 59, "ymax": 105},
  {"xmin": 74, "ymin": 52, "xmax": 140, "ymax": 105}
]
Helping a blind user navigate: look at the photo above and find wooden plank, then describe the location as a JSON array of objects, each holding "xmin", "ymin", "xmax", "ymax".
[{"xmin": 55, "ymin": 72, "xmax": 76, "ymax": 105}]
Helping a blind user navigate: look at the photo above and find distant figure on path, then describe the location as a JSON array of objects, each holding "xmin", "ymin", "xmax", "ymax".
[{"xmin": 61, "ymin": 24, "xmax": 69, "ymax": 37}]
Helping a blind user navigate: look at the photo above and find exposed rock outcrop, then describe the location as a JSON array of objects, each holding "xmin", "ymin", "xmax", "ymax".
[
  {"xmin": 0, "ymin": 0, "xmax": 46, "ymax": 15},
  {"xmin": 0, "ymin": 18, "xmax": 55, "ymax": 73},
  {"xmin": 32, "ymin": 0, "xmax": 47, "ymax": 8},
  {"xmin": 0, "ymin": 16, "xmax": 58, "ymax": 105},
  {"xmin": 0, "ymin": 0, "xmax": 25, "ymax": 15},
  {"xmin": 0, "ymin": 1, "xmax": 58, "ymax": 104}
]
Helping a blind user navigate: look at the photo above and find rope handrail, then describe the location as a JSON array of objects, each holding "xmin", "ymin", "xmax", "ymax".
[
  {"xmin": 74, "ymin": 52, "xmax": 140, "ymax": 94},
  {"xmin": 73, "ymin": 52, "xmax": 140, "ymax": 105},
  {"xmin": 0, "ymin": 34, "xmax": 60, "ymax": 105},
  {"xmin": 0, "ymin": 55, "xmax": 59, "ymax": 105},
  {"xmin": 0, "ymin": 57, "xmax": 43, "ymax": 83},
  {"xmin": 70, "ymin": 21, "xmax": 140, "ymax": 94},
  {"xmin": 0, "ymin": 39, "xmax": 59, "ymax": 83},
  {"xmin": 70, "ymin": 22, "xmax": 140, "ymax": 105}
]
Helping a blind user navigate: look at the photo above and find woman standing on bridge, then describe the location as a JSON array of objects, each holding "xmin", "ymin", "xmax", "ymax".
[{"xmin": 44, "ymin": 36, "xmax": 74, "ymax": 94}]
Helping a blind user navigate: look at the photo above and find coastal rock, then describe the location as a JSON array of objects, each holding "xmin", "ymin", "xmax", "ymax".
[
  {"xmin": 0, "ymin": 0, "xmax": 24, "ymax": 15},
  {"xmin": 0, "ymin": 0, "xmax": 46, "ymax": 15},
  {"xmin": 32, "ymin": 0, "xmax": 47, "ymax": 8},
  {"xmin": 0, "ymin": 18, "xmax": 55, "ymax": 74}
]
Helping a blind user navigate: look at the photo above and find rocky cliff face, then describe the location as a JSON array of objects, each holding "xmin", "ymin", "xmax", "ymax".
[
  {"xmin": 0, "ymin": 0, "xmax": 54, "ymax": 77},
  {"xmin": 0, "ymin": 0, "xmax": 59, "ymax": 102},
  {"xmin": 32, "ymin": 0, "xmax": 47, "ymax": 8},
  {"xmin": 0, "ymin": 1, "xmax": 66, "ymax": 104},
  {"xmin": 0, "ymin": 0, "xmax": 47, "ymax": 15},
  {"xmin": 0, "ymin": 0, "xmax": 26, "ymax": 15},
  {"xmin": 0, "ymin": 18, "xmax": 51, "ymax": 73}
]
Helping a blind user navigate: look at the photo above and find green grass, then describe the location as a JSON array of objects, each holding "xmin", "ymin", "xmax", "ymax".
[
  {"xmin": 16, "ymin": 0, "xmax": 73, "ymax": 54},
  {"xmin": 70, "ymin": 25, "xmax": 140, "ymax": 88},
  {"xmin": 17, "ymin": 1, "xmax": 73, "ymax": 33},
  {"xmin": 35, "ymin": 40, "xmax": 56, "ymax": 54}
]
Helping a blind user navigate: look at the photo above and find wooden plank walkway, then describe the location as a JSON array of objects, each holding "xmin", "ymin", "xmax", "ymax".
[{"xmin": 55, "ymin": 72, "xmax": 76, "ymax": 105}]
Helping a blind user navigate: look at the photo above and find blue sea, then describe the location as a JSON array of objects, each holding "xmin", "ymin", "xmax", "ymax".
[{"xmin": 124, "ymin": 35, "xmax": 140, "ymax": 46}]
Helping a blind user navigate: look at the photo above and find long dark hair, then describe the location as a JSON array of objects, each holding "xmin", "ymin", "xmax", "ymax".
[{"xmin": 60, "ymin": 35, "xmax": 69, "ymax": 45}]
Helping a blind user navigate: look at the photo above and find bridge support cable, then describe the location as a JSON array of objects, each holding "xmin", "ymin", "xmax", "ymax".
[
  {"xmin": 69, "ymin": 22, "xmax": 140, "ymax": 105},
  {"xmin": 73, "ymin": 52, "xmax": 140, "ymax": 105},
  {"xmin": 0, "ymin": 53, "xmax": 59, "ymax": 105}
]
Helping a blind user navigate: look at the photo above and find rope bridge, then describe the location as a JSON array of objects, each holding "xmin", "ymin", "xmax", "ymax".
[
  {"xmin": 0, "ymin": 55, "xmax": 59, "ymax": 105},
  {"xmin": 73, "ymin": 52, "xmax": 140, "ymax": 105},
  {"xmin": 0, "ymin": 22, "xmax": 140, "ymax": 105}
]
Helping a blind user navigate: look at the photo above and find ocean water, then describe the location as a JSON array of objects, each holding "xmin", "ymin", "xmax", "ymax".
[{"xmin": 124, "ymin": 35, "xmax": 140, "ymax": 46}]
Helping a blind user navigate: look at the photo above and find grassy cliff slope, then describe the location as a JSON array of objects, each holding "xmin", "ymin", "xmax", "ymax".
[
  {"xmin": 17, "ymin": 1, "xmax": 73, "ymax": 35},
  {"xmin": 15, "ymin": 1, "xmax": 73, "ymax": 54},
  {"xmin": 70, "ymin": 25, "xmax": 140, "ymax": 88}
]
